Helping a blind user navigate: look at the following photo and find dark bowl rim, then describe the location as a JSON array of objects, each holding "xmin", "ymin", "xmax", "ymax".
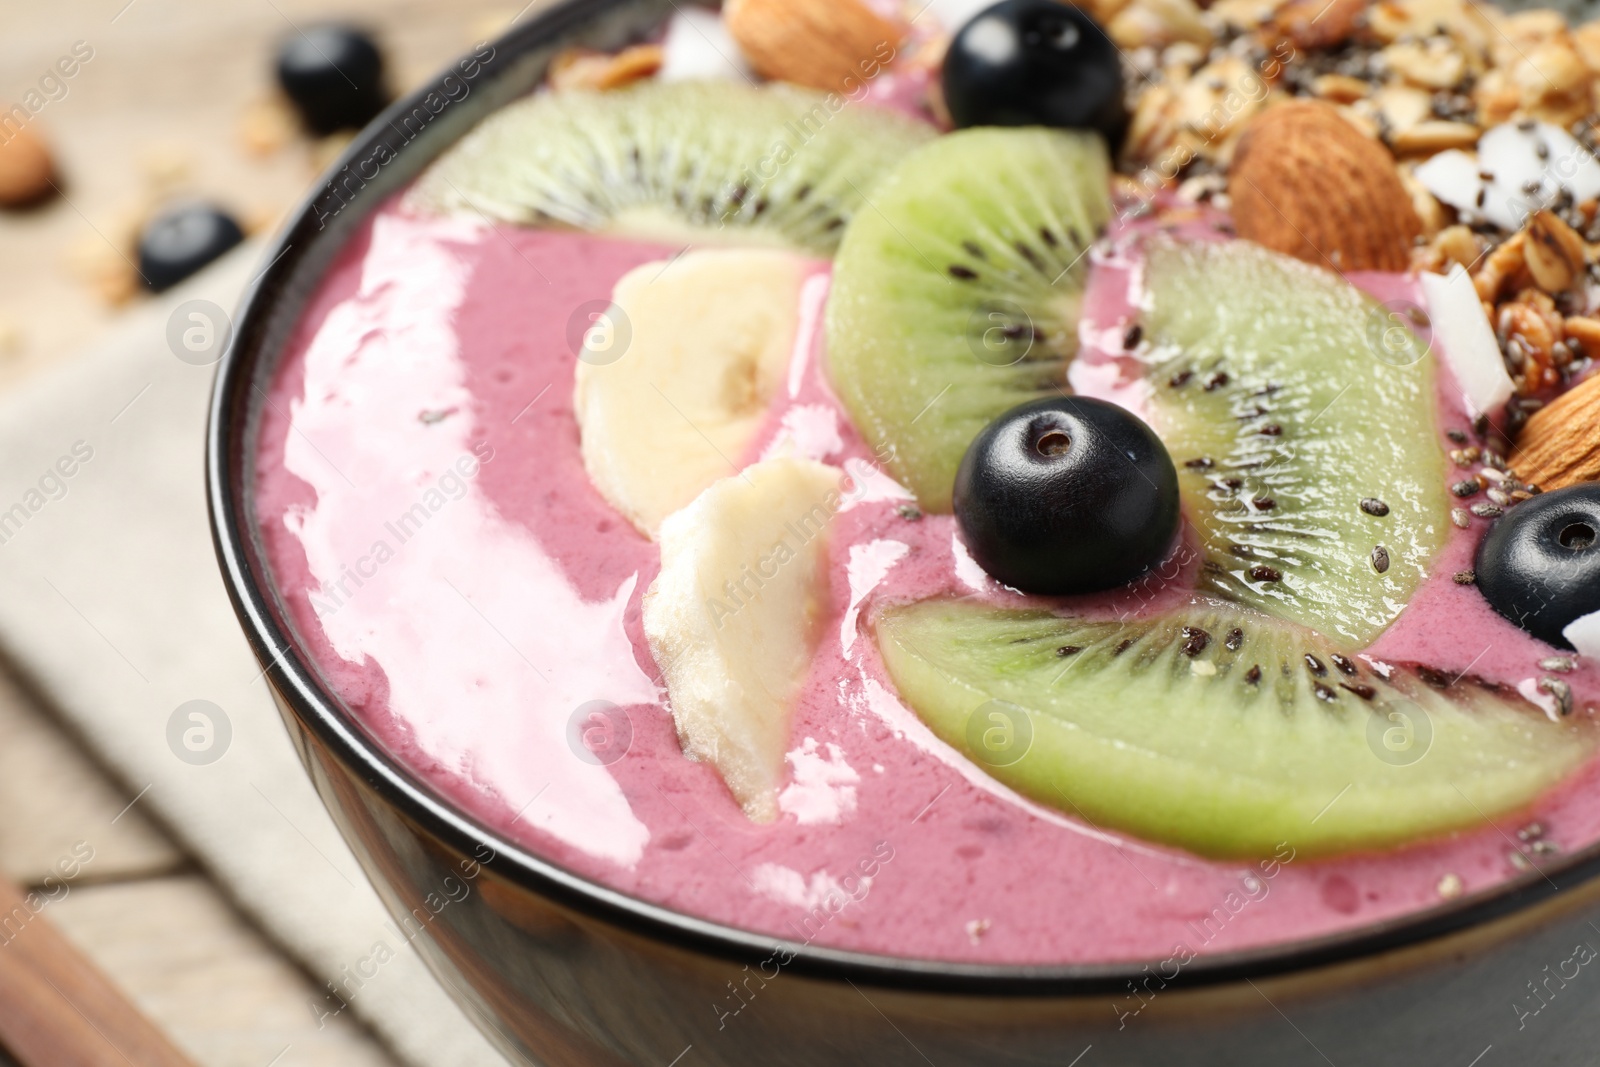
[{"xmin": 206, "ymin": 0, "xmax": 1600, "ymax": 998}]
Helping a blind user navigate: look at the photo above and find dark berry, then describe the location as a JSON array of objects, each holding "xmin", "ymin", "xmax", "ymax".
[
  {"xmin": 1476, "ymin": 483, "xmax": 1600, "ymax": 649},
  {"xmin": 953, "ymin": 396, "xmax": 1180, "ymax": 595},
  {"xmin": 941, "ymin": 0, "xmax": 1128, "ymax": 148},
  {"xmin": 275, "ymin": 25, "xmax": 388, "ymax": 135},
  {"xmin": 137, "ymin": 204, "xmax": 245, "ymax": 293}
]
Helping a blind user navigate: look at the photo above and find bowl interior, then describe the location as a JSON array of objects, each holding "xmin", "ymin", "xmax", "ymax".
[{"xmin": 207, "ymin": 0, "xmax": 1600, "ymax": 995}]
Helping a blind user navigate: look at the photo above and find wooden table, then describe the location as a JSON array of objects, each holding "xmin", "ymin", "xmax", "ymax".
[{"xmin": 0, "ymin": 0, "xmax": 533, "ymax": 1062}]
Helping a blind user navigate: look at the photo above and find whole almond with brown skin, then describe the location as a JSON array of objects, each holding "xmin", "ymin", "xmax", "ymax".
[
  {"xmin": 1228, "ymin": 101, "xmax": 1422, "ymax": 272},
  {"xmin": 0, "ymin": 126, "xmax": 56, "ymax": 208},
  {"xmin": 724, "ymin": 0, "xmax": 902, "ymax": 94},
  {"xmin": 1513, "ymin": 374, "xmax": 1600, "ymax": 491}
]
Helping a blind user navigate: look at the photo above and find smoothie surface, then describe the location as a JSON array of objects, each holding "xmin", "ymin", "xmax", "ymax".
[{"xmin": 253, "ymin": 199, "xmax": 1600, "ymax": 965}]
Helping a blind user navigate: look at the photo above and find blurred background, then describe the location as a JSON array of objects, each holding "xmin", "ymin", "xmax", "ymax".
[{"xmin": 0, "ymin": 2, "xmax": 537, "ymax": 1065}]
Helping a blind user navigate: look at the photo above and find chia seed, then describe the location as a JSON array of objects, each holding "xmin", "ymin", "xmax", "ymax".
[
  {"xmin": 1360, "ymin": 498, "xmax": 1390, "ymax": 517},
  {"xmin": 1487, "ymin": 487, "xmax": 1511, "ymax": 507},
  {"xmin": 1539, "ymin": 656, "xmax": 1576, "ymax": 673},
  {"xmin": 1416, "ymin": 665, "xmax": 1452, "ymax": 689},
  {"xmin": 1372, "ymin": 545, "xmax": 1391, "ymax": 573},
  {"xmin": 1470, "ymin": 503, "xmax": 1504, "ymax": 518},
  {"xmin": 1451, "ymin": 508, "xmax": 1472, "ymax": 528},
  {"xmin": 1452, "ymin": 480, "xmax": 1481, "ymax": 498},
  {"xmin": 1453, "ymin": 570, "xmax": 1476, "ymax": 585},
  {"xmin": 897, "ymin": 504, "xmax": 923, "ymax": 521},
  {"xmin": 1446, "ymin": 428, "xmax": 1469, "ymax": 444}
]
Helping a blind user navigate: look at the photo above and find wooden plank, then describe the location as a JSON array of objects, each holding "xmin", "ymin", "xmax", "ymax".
[
  {"xmin": 0, "ymin": 872, "xmax": 197, "ymax": 1067},
  {"xmin": 46, "ymin": 876, "xmax": 401, "ymax": 1067},
  {"xmin": 0, "ymin": 0, "xmax": 524, "ymax": 392},
  {"xmin": 0, "ymin": 663, "xmax": 182, "ymax": 887}
]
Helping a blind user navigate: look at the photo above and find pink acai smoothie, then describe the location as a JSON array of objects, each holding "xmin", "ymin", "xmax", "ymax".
[{"xmin": 253, "ymin": 197, "xmax": 1600, "ymax": 967}]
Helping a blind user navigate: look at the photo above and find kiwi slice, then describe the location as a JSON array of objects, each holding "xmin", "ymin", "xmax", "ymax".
[
  {"xmin": 1139, "ymin": 240, "xmax": 1451, "ymax": 647},
  {"xmin": 877, "ymin": 598, "xmax": 1592, "ymax": 859},
  {"xmin": 825, "ymin": 128, "xmax": 1112, "ymax": 511},
  {"xmin": 409, "ymin": 81, "xmax": 934, "ymax": 255}
]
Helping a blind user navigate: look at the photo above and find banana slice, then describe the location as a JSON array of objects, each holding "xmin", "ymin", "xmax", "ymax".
[
  {"xmin": 643, "ymin": 457, "xmax": 845, "ymax": 821},
  {"xmin": 574, "ymin": 247, "xmax": 808, "ymax": 537}
]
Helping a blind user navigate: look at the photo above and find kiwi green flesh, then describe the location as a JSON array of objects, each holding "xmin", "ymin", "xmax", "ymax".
[
  {"xmin": 1139, "ymin": 240, "xmax": 1452, "ymax": 647},
  {"xmin": 826, "ymin": 128, "xmax": 1112, "ymax": 511},
  {"xmin": 409, "ymin": 81, "xmax": 935, "ymax": 256},
  {"xmin": 876, "ymin": 599, "xmax": 1593, "ymax": 859}
]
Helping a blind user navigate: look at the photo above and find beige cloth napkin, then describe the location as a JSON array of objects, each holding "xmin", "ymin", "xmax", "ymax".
[{"xmin": 0, "ymin": 244, "xmax": 506, "ymax": 1067}]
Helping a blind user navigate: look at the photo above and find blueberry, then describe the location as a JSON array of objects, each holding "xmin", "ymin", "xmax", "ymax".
[
  {"xmin": 275, "ymin": 25, "xmax": 388, "ymax": 135},
  {"xmin": 954, "ymin": 396, "xmax": 1180, "ymax": 595},
  {"xmin": 1476, "ymin": 484, "xmax": 1600, "ymax": 649},
  {"xmin": 941, "ymin": 0, "xmax": 1128, "ymax": 148},
  {"xmin": 137, "ymin": 204, "xmax": 245, "ymax": 293}
]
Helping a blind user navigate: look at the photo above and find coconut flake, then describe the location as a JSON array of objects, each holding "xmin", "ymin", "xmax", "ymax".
[
  {"xmin": 658, "ymin": 6, "xmax": 754, "ymax": 83},
  {"xmin": 1413, "ymin": 150, "xmax": 1482, "ymax": 216},
  {"xmin": 1563, "ymin": 610, "xmax": 1600, "ymax": 659},
  {"xmin": 1420, "ymin": 263, "xmax": 1514, "ymax": 419},
  {"xmin": 1415, "ymin": 121, "xmax": 1600, "ymax": 231},
  {"xmin": 1518, "ymin": 677, "xmax": 1563, "ymax": 722}
]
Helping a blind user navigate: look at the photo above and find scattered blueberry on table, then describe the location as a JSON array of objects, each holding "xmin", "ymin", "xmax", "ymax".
[
  {"xmin": 137, "ymin": 203, "xmax": 245, "ymax": 292},
  {"xmin": 275, "ymin": 25, "xmax": 389, "ymax": 135}
]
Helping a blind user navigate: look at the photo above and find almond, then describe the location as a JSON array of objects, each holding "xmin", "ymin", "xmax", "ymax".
[
  {"xmin": 1228, "ymin": 101, "xmax": 1421, "ymax": 272},
  {"xmin": 0, "ymin": 125, "xmax": 56, "ymax": 208},
  {"xmin": 724, "ymin": 0, "xmax": 902, "ymax": 93},
  {"xmin": 1512, "ymin": 373, "xmax": 1600, "ymax": 491}
]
